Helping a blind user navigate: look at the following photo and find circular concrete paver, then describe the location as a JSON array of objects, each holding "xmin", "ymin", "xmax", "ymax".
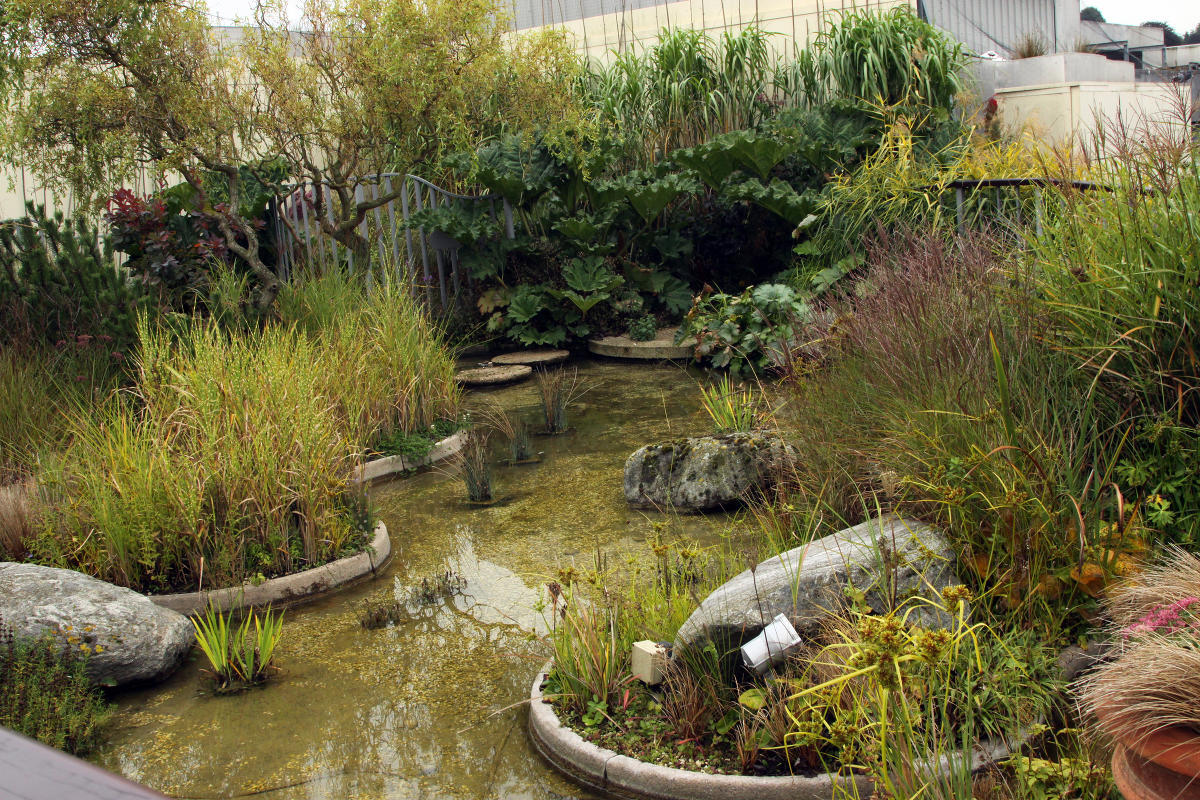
[
  {"xmin": 588, "ymin": 328, "xmax": 696, "ymax": 360},
  {"xmin": 456, "ymin": 364, "xmax": 534, "ymax": 386},
  {"xmin": 491, "ymin": 349, "xmax": 569, "ymax": 367}
]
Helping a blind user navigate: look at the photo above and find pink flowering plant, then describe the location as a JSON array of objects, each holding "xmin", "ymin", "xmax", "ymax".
[{"xmin": 1123, "ymin": 596, "xmax": 1200, "ymax": 639}]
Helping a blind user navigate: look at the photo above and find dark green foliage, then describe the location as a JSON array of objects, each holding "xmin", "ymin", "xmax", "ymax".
[
  {"xmin": 0, "ymin": 622, "xmax": 112, "ymax": 756},
  {"xmin": 374, "ymin": 418, "xmax": 462, "ymax": 462},
  {"xmin": 0, "ymin": 203, "xmax": 148, "ymax": 350},
  {"xmin": 678, "ymin": 283, "xmax": 808, "ymax": 375},
  {"xmin": 627, "ymin": 314, "xmax": 658, "ymax": 342},
  {"xmin": 1080, "ymin": 6, "xmax": 1105, "ymax": 22}
]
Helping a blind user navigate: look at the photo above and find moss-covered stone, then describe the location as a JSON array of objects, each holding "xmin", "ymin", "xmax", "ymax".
[{"xmin": 622, "ymin": 433, "xmax": 794, "ymax": 511}]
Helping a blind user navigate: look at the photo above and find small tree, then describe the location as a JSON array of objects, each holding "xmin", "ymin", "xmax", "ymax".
[
  {"xmin": 242, "ymin": 0, "xmax": 582, "ymax": 264},
  {"xmin": 1080, "ymin": 6, "xmax": 1105, "ymax": 23},
  {"xmin": 0, "ymin": 0, "xmax": 283, "ymax": 308},
  {"xmin": 0, "ymin": 0, "xmax": 583, "ymax": 299}
]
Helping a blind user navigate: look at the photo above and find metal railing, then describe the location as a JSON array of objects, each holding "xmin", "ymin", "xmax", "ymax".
[
  {"xmin": 943, "ymin": 177, "xmax": 1108, "ymax": 237},
  {"xmin": 271, "ymin": 174, "xmax": 513, "ymax": 313}
]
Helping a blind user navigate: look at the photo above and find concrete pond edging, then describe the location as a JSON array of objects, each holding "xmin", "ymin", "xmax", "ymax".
[
  {"xmin": 588, "ymin": 329, "xmax": 697, "ymax": 361},
  {"xmin": 528, "ymin": 666, "xmax": 870, "ymax": 800},
  {"xmin": 149, "ymin": 431, "xmax": 466, "ymax": 616},
  {"xmin": 150, "ymin": 521, "xmax": 391, "ymax": 615},
  {"xmin": 529, "ymin": 664, "xmax": 1022, "ymax": 800}
]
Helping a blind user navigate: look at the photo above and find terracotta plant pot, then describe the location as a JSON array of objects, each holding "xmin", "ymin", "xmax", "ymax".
[{"xmin": 1098, "ymin": 706, "xmax": 1200, "ymax": 800}]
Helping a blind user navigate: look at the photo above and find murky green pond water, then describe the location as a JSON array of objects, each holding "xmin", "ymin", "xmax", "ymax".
[{"xmin": 96, "ymin": 361, "xmax": 745, "ymax": 800}]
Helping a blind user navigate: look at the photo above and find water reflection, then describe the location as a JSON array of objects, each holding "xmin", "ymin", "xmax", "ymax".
[{"xmin": 96, "ymin": 361, "xmax": 739, "ymax": 799}]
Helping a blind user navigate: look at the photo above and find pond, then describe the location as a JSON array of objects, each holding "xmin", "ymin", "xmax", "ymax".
[{"xmin": 95, "ymin": 360, "xmax": 751, "ymax": 800}]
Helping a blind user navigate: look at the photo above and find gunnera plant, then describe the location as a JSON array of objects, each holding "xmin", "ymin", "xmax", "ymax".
[
  {"xmin": 536, "ymin": 368, "xmax": 586, "ymax": 434},
  {"xmin": 0, "ymin": 621, "xmax": 112, "ymax": 755},
  {"xmin": 456, "ymin": 428, "xmax": 494, "ymax": 503}
]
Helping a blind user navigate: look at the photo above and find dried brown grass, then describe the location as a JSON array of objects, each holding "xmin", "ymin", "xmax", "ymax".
[
  {"xmin": 1078, "ymin": 547, "xmax": 1200, "ymax": 745},
  {"xmin": 0, "ymin": 480, "xmax": 35, "ymax": 559}
]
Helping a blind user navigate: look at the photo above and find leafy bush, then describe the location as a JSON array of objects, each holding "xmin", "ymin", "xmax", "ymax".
[
  {"xmin": 105, "ymin": 188, "xmax": 229, "ymax": 310},
  {"xmin": 0, "ymin": 203, "xmax": 149, "ymax": 351},
  {"xmin": 679, "ymin": 283, "xmax": 808, "ymax": 375},
  {"xmin": 627, "ymin": 314, "xmax": 658, "ymax": 341},
  {"xmin": 0, "ymin": 622, "xmax": 112, "ymax": 755}
]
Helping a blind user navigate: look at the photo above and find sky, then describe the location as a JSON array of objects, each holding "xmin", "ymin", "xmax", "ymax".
[
  {"xmin": 1086, "ymin": 1, "xmax": 1198, "ymax": 32},
  {"xmin": 205, "ymin": 0, "xmax": 1199, "ymax": 33}
]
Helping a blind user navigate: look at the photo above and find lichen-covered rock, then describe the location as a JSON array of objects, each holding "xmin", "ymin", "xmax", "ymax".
[
  {"xmin": 674, "ymin": 516, "xmax": 962, "ymax": 653},
  {"xmin": 0, "ymin": 562, "xmax": 193, "ymax": 687},
  {"xmin": 623, "ymin": 433, "xmax": 793, "ymax": 511}
]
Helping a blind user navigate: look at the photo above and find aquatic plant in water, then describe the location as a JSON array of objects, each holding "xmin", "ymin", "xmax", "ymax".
[
  {"xmin": 192, "ymin": 603, "xmax": 284, "ymax": 693},
  {"xmin": 357, "ymin": 568, "xmax": 468, "ymax": 628},
  {"xmin": 536, "ymin": 368, "xmax": 585, "ymax": 434},
  {"xmin": 481, "ymin": 406, "xmax": 537, "ymax": 463},
  {"xmin": 698, "ymin": 374, "xmax": 758, "ymax": 433},
  {"xmin": 456, "ymin": 428, "xmax": 494, "ymax": 503}
]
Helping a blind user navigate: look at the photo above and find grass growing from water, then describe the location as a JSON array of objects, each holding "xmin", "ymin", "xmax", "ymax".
[
  {"xmin": 192, "ymin": 604, "xmax": 285, "ymax": 694},
  {"xmin": 455, "ymin": 427, "xmax": 494, "ymax": 503},
  {"xmin": 536, "ymin": 368, "xmax": 586, "ymax": 434}
]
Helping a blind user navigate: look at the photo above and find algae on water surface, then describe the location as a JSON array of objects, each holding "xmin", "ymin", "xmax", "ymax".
[{"xmin": 96, "ymin": 362, "xmax": 751, "ymax": 800}]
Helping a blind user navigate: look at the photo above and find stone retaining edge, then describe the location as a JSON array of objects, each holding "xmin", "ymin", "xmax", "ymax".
[
  {"xmin": 148, "ymin": 432, "xmax": 466, "ymax": 616},
  {"xmin": 527, "ymin": 665, "xmax": 873, "ymax": 800},
  {"xmin": 530, "ymin": 664, "xmax": 1024, "ymax": 800},
  {"xmin": 149, "ymin": 521, "xmax": 391, "ymax": 616},
  {"xmin": 353, "ymin": 430, "xmax": 467, "ymax": 483}
]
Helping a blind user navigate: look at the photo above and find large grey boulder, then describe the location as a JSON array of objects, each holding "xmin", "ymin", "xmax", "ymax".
[
  {"xmin": 674, "ymin": 516, "xmax": 962, "ymax": 653},
  {"xmin": 624, "ymin": 433, "xmax": 793, "ymax": 511},
  {"xmin": 0, "ymin": 563, "xmax": 194, "ymax": 687}
]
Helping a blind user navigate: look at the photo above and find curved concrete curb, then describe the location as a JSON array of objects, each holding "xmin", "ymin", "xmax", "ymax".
[
  {"xmin": 588, "ymin": 329, "xmax": 696, "ymax": 361},
  {"xmin": 530, "ymin": 665, "xmax": 1022, "ymax": 800},
  {"xmin": 528, "ymin": 666, "xmax": 872, "ymax": 800},
  {"xmin": 354, "ymin": 430, "xmax": 467, "ymax": 483},
  {"xmin": 148, "ymin": 432, "xmax": 465, "ymax": 616},
  {"xmin": 150, "ymin": 521, "xmax": 391, "ymax": 616}
]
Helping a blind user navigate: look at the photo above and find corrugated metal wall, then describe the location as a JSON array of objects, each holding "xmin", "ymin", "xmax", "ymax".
[{"xmin": 918, "ymin": 0, "xmax": 1079, "ymax": 56}]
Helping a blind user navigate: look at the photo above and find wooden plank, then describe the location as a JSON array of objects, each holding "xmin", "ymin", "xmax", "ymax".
[{"xmin": 0, "ymin": 726, "xmax": 168, "ymax": 800}]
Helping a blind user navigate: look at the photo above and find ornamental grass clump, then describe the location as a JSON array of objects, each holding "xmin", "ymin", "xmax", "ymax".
[
  {"xmin": 535, "ymin": 367, "xmax": 586, "ymax": 434},
  {"xmin": 454, "ymin": 427, "xmax": 494, "ymax": 503},
  {"xmin": 698, "ymin": 374, "xmax": 758, "ymax": 433},
  {"xmin": 32, "ymin": 319, "xmax": 368, "ymax": 593},
  {"xmin": 1079, "ymin": 547, "xmax": 1200, "ymax": 744}
]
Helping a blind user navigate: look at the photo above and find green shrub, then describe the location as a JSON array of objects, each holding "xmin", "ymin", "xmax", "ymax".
[
  {"xmin": 0, "ymin": 622, "xmax": 112, "ymax": 755},
  {"xmin": 627, "ymin": 314, "xmax": 658, "ymax": 342},
  {"xmin": 0, "ymin": 204, "xmax": 149, "ymax": 350},
  {"xmin": 679, "ymin": 283, "xmax": 808, "ymax": 375}
]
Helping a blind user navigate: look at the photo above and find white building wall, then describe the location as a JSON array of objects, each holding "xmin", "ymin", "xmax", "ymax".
[{"xmin": 919, "ymin": 0, "xmax": 1079, "ymax": 56}]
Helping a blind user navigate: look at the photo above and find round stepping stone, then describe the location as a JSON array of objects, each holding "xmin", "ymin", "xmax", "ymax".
[
  {"xmin": 491, "ymin": 349, "xmax": 569, "ymax": 367},
  {"xmin": 588, "ymin": 328, "xmax": 696, "ymax": 360},
  {"xmin": 455, "ymin": 364, "xmax": 533, "ymax": 387}
]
